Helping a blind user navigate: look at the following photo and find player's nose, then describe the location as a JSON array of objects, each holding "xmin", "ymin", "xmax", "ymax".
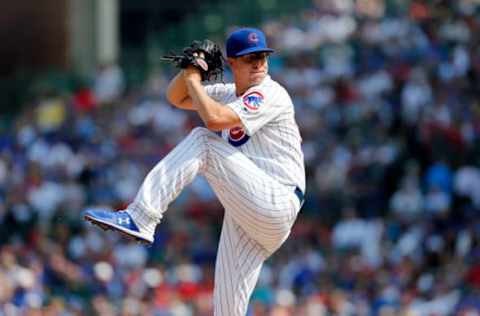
[{"xmin": 251, "ymin": 60, "xmax": 262, "ymax": 69}]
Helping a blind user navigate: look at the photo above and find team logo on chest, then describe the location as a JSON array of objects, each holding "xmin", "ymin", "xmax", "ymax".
[
  {"xmin": 228, "ymin": 126, "xmax": 250, "ymax": 147},
  {"xmin": 243, "ymin": 91, "xmax": 264, "ymax": 112}
]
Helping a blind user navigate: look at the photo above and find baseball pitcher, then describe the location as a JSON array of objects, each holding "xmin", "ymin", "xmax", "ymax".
[{"xmin": 84, "ymin": 27, "xmax": 306, "ymax": 316}]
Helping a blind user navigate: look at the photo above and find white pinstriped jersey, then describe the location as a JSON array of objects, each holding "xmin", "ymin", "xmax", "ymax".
[{"xmin": 205, "ymin": 75, "xmax": 305, "ymax": 193}]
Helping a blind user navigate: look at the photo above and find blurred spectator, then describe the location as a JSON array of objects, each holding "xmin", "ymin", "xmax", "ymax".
[
  {"xmin": 390, "ymin": 177, "xmax": 424, "ymax": 221},
  {"xmin": 94, "ymin": 62, "xmax": 125, "ymax": 105},
  {"xmin": 2, "ymin": 0, "xmax": 480, "ymax": 314},
  {"xmin": 35, "ymin": 95, "xmax": 67, "ymax": 133}
]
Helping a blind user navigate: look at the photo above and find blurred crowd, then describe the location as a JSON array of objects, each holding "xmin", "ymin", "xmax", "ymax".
[{"xmin": 2, "ymin": 0, "xmax": 480, "ymax": 315}]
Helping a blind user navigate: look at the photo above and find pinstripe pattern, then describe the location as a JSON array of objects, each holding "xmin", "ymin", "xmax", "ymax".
[
  {"xmin": 207, "ymin": 76, "xmax": 305, "ymax": 193},
  {"xmin": 126, "ymin": 127, "xmax": 301, "ymax": 315},
  {"xmin": 128, "ymin": 127, "xmax": 299, "ymax": 251},
  {"xmin": 214, "ymin": 214, "xmax": 266, "ymax": 316},
  {"xmin": 125, "ymin": 75, "xmax": 305, "ymax": 315}
]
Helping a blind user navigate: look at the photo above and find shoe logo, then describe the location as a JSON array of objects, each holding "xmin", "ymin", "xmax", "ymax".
[{"xmin": 117, "ymin": 216, "xmax": 131, "ymax": 226}]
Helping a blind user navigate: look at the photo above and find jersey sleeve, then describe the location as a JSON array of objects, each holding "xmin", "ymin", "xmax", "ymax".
[
  {"xmin": 204, "ymin": 83, "xmax": 230, "ymax": 103},
  {"xmin": 226, "ymin": 85, "xmax": 285, "ymax": 136}
]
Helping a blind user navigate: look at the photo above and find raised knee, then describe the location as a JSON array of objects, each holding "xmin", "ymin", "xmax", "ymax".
[
  {"xmin": 190, "ymin": 127, "xmax": 211, "ymax": 138},
  {"xmin": 187, "ymin": 127, "xmax": 215, "ymax": 152}
]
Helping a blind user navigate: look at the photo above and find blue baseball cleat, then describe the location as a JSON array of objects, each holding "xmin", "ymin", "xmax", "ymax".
[{"xmin": 83, "ymin": 208, "xmax": 154, "ymax": 245}]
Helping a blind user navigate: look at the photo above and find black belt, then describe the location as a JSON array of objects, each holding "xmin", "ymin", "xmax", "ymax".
[{"xmin": 294, "ymin": 187, "xmax": 305, "ymax": 208}]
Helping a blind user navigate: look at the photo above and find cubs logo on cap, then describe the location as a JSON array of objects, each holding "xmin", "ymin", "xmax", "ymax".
[
  {"xmin": 243, "ymin": 91, "xmax": 264, "ymax": 111},
  {"xmin": 248, "ymin": 32, "xmax": 259, "ymax": 43},
  {"xmin": 226, "ymin": 27, "xmax": 274, "ymax": 58}
]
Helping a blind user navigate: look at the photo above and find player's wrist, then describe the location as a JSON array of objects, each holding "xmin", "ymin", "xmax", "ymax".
[{"xmin": 184, "ymin": 70, "xmax": 202, "ymax": 84}]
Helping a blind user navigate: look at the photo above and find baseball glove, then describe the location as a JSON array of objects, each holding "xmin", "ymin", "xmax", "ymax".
[{"xmin": 161, "ymin": 39, "xmax": 224, "ymax": 82}]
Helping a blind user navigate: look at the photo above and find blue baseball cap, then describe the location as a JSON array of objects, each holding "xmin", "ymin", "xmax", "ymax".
[{"xmin": 226, "ymin": 27, "xmax": 274, "ymax": 58}]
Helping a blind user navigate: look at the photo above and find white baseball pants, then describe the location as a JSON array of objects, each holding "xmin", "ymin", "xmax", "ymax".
[{"xmin": 127, "ymin": 127, "xmax": 301, "ymax": 316}]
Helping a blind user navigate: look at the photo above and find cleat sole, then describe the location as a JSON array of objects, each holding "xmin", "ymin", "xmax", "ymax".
[{"xmin": 84, "ymin": 215, "xmax": 152, "ymax": 245}]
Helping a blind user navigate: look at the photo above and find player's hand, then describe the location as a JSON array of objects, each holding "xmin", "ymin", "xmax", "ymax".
[
  {"xmin": 162, "ymin": 40, "xmax": 224, "ymax": 82},
  {"xmin": 183, "ymin": 65, "xmax": 202, "ymax": 83},
  {"xmin": 183, "ymin": 52, "xmax": 204, "ymax": 83}
]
